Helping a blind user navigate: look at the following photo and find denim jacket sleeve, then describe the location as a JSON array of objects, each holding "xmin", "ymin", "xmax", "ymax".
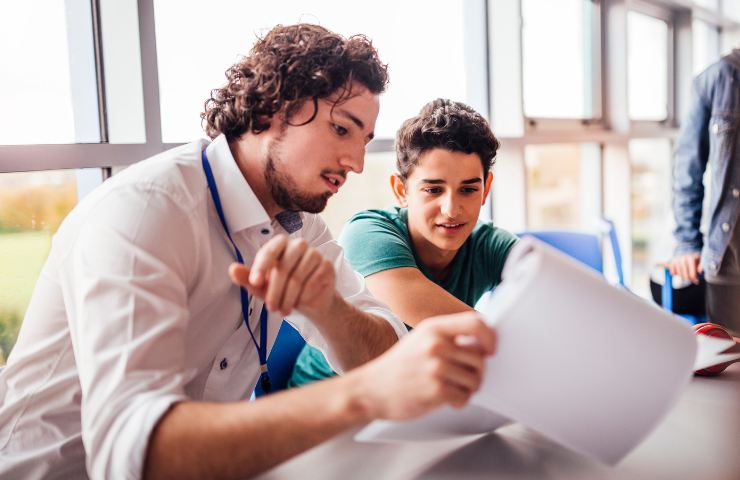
[{"xmin": 672, "ymin": 74, "xmax": 711, "ymax": 255}]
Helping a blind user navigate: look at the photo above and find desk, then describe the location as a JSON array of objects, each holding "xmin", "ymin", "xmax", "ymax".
[{"xmin": 259, "ymin": 364, "xmax": 739, "ymax": 480}]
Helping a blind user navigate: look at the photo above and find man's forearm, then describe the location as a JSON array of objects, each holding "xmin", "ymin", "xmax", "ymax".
[
  {"xmin": 310, "ymin": 293, "xmax": 398, "ymax": 372},
  {"xmin": 144, "ymin": 373, "xmax": 374, "ymax": 480}
]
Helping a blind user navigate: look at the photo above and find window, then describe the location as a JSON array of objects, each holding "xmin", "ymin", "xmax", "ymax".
[
  {"xmin": 692, "ymin": 0, "xmax": 719, "ymax": 10},
  {"xmin": 692, "ymin": 19, "xmax": 720, "ymax": 75},
  {"xmin": 725, "ymin": 2, "xmax": 740, "ymax": 23},
  {"xmin": 0, "ymin": 1, "xmax": 100, "ymax": 145},
  {"xmin": 629, "ymin": 139, "xmax": 673, "ymax": 297},
  {"xmin": 525, "ymin": 144, "xmax": 601, "ymax": 230},
  {"xmin": 627, "ymin": 11, "xmax": 669, "ymax": 121},
  {"xmin": 0, "ymin": 171, "xmax": 78, "ymax": 364},
  {"xmin": 153, "ymin": 0, "xmax": 477, "ymax": 143},
  {"xmin": 521, "ymin": 0, "xmax": 599, "ymax": 119}
]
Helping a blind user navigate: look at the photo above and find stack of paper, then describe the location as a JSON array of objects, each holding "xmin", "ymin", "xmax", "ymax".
[{"xmin": 356, "ymin": 237, "xmax": 739, "ymax": 464}]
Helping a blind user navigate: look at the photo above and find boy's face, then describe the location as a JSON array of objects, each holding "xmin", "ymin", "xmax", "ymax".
[
  {"xmin": 393, "ymin": 148, "xmax": 492, "ymax": 255},
  {"xmin": 261, "ymin": 82, "xmax": 379, "ymax": 213}
]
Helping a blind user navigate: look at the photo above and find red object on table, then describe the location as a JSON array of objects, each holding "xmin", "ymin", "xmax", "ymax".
[{"xmin": 693, "ymin": 322, "xmax": 740, "ymax": 376}]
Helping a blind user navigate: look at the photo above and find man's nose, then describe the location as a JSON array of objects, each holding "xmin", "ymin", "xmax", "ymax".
[{"xmin": 339, "ymin": 145, "xmax": 365, "ymax": 174}]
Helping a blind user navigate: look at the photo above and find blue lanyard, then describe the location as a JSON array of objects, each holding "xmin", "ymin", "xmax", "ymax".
[{"xmin": 201, "ymin": 149, "xmax": 271, "ymax": 394}]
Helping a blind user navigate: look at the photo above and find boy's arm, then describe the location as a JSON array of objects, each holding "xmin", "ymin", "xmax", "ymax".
[{"xmin": 366, "ymin": 267, "xmax": 473, "ymax": 327}]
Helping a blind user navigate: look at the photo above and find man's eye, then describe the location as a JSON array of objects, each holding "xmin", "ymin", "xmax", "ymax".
[
  {"xmin": 423, "ymin": 188, "xmax": 442, "ymax": 194},
  {"xmin": 333, "ymin": 124, "xmax": 348, "ymax": 136},
  {"xmin": 462, "ymin": 187, "xmax": 479, "ymax": 194}
]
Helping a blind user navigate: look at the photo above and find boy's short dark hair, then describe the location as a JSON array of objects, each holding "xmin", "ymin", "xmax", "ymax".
[
  {"xmin": 395, "ymin": 99, "xmax": 500, "ymax": 181},
  {"xmin": 202, "ymin": 24, "xmax": 388, "ymax": 141}
]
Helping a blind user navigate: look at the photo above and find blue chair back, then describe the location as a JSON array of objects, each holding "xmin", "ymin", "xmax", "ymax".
[
  {"xmin": 253, "ymin": 321, "xmax": 306, "ymax": 397},
  {"xmin": 659, "ymin": 268, "xmax": 706, "ymax": 325},
  {"xmin": 518, "ymin": 230, "xmax": 603, "ymax": 273},
  {"xmin": 516, "ymin": 219, "xmax": 625, "ymax": 286}
]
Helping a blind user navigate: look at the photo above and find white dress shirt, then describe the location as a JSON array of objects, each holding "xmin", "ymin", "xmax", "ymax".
[{"xmin": 0, "ymin": 134, "xmax": 405, "ymax": 479}]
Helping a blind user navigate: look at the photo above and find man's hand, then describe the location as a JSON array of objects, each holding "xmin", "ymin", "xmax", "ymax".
[
  {"xmin": 350, "ymin": 312, "xmax": 496, "ymax": 420},
  {"xmin": 229, "ymin": 234, "xmax": 337, "ymax": 318},
  {"xmin": 669, "ymin": 252, "xmax": 703, "ymax": 284}
]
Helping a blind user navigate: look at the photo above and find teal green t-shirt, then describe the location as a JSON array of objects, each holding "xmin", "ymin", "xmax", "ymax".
[{"xmin": 287, "ymin": 207, "xmax": 518, "ymax": 387}]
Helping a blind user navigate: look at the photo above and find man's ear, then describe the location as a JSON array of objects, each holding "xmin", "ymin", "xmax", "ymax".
[
  {"xmin": 390, "ymin": 174, "xmax": 408, "ymax": 207},
  {"xmin": 482, "ymin": 171, "xmax": 493, "ymax": 205}
]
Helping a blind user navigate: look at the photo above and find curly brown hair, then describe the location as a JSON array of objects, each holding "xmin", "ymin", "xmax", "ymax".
[
  {"xmin": 202, "ymin": 24, "xmax": 388, "ymax": 140},
  {"xmin": 395, "ymin": 99, "xmax": 500, "ymax": 181}
]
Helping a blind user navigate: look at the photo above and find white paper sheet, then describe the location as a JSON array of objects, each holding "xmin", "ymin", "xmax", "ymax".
[
  {"xmin": 471, "ymin": 237, "xmax": 697, "ymax": 465},
  {"xmin": 354, "ymin": 404, "xmax": 510, "ymax": 443},
  {"xmin": 694, "ymin": 334, "xmax": 740, "ymax": 370}
]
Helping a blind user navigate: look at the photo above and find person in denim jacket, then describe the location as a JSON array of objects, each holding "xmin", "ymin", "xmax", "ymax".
[{"xmin": 670, "ymin": 48, "xmax": 740, "ymax": 334}]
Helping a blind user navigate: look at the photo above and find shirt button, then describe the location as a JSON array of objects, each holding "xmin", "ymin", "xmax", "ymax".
[
  {"xmin": 721, "ymin": 222, "xmax": 730, "ymax": 233},
  {"xmin": 219, "ymin": 358, "xmax": 228, "ymax": 370},
  {"xmin": 710, "ymin": 261, "xmax": 718, "ymax": 270},
  {"xmin": 260, "ymin": 228, "xmax": 271, "ymax": 235},
  {"xmin": 732, "ymin": 188, "xmax": 740, "ymax": 198},
  {"xmin": 712, "ymin": 123, "xmax": 720, "ymax": 134}
]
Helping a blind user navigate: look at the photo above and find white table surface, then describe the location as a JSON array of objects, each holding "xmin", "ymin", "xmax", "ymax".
[{"xmin": 259, "ymin": 364, "xmax": 739, "ymax": 480}]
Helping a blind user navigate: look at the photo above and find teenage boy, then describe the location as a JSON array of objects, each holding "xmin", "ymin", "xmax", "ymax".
[{"xmin": 290, "ymin": 99, "xmax": 516, "ymax": 386}]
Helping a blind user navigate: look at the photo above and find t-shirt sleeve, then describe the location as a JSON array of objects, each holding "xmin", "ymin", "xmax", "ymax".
[
  {"xmin": 477, "ymin": 225, "xmax": 519, "ymax": 285},
  {"xmin": 338, "ymin": 211, "xmax": 418, "ymax": 277}
]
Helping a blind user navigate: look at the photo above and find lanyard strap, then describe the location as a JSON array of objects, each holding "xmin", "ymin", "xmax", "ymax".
[{"xmin": 201, "ymin": 149, "xmax": 271, "ymax": 394}]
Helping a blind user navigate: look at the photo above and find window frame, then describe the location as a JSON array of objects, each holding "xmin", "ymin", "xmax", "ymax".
[
  {"xmin": 1, "ymin": 0, "xmax": 739, "ymax": 290},
  {"xmin": 519, "ymin": 0, "xmax": 605, "ymax": 133}
]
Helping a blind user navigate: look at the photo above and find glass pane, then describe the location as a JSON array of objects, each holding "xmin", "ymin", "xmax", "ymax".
[
  {"xmin": 154, "ymin": 0, "xmax": 472, "ymax": 142},
  {"xmin": 521, "ymin": 0, "xmax": 596, "ymax": 118},
  {"xmin": 693, "ymin": 0, "xmax": 719, "ymax": 10},
  {"xmin": 627, "ymin": 12, "xmax": 668, "ymax": 121},
  {"xmin": 725, "ymin": 2, "xmax": 740, "ymax": 23},
  {"xmin": 320, "ymin": 151, "xmax": 397, "ymax": 237},
  {"xmin": 629, "ymin": 139, "xmax": 672, "ymax": 298},
  {"xmin": 525, "ymin": 144, "xmax": 600, "ymax": 230},
  {"xmin": 0, "ymin": 171, "xmax": 78, "ymax": 365},
  {"xmin": 692, "ymin": 19, "xmax": 720, "ymax": 75},
  {"xmin": 0, "ymin": 2, "xmax": 99, "ymax": 145}
]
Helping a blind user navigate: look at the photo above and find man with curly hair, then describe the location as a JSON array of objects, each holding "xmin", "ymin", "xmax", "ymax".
[
  {"xmin": 0, "ymin": 25, "xmax": 496, "ymax": 479},
  {"xmin": 290, "ymin": 99, "xmax": 518, "ymax": 387}
]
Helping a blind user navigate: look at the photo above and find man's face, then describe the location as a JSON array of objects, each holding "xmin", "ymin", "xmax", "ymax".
[
  {"xmin": 263, "ymin": 83, "xmax": 380, "ymax": 213},
  {"xmin": 395, "ymin": 148, "xmax": 492, "ymax": 255}
]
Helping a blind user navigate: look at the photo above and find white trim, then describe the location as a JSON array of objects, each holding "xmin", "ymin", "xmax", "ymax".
[
  {"xmin": 65, "ymin": 0, "xmax": 101, "ymax": 144},
  {"xmin": 0, "ymin": 143, "xmax": 181, "ymax": 173}
]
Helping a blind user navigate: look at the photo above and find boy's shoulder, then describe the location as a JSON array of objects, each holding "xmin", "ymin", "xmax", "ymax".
[{"xmin": 340, "ymin": 207, "xmax": 410, "ymax": 247}]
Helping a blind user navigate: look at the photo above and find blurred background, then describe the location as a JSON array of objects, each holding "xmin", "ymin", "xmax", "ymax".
[{"xmin": 1, "ymin": 0, "xmax": 738, "ymax": 364}]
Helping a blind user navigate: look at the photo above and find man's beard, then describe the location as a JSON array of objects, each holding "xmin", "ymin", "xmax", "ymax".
[{"xmin": 264, "ymin": 136, "xmax": 332, "ymax": 214}]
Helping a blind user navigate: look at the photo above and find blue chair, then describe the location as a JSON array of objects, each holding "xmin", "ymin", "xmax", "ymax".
[
  {"xmin": 655, "ymin": 268, "xmax": 706, "ymax": 325},
  {"xmin": 516, "ymin": 218, "xmax": 625, "ymax": 286},
  {"xmin": 253, "ymin": 320, "xmax": 306, "ymax": 397}
]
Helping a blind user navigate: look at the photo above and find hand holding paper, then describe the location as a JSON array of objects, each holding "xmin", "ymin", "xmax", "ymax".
[
  {"xmin": 357, "ymin": 237, "xmax": 724, "ymax": 465},
  {"xmin": 470, "ymin": 238, "xmax": 696, "ymax": 464}
]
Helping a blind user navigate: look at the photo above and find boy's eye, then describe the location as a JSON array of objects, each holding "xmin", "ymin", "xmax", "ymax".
[
  {"xmin": 332, "ymin": 124, "xmax": 348, "ymax": 136},
  {"xmin": 423, "ymin": 187, "xmax": 443, "ymax": 194},
  {"xmin": 462, "ymin": 187, "xmax": 479, "ymax": 193}
]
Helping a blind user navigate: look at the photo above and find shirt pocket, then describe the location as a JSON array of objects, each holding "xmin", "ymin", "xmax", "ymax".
[{"xmin": 708, "ymin": 113, "xmax": 737, "ymax": 165}]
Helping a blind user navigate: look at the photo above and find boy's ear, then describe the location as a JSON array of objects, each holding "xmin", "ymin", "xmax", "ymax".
[
  {"xmin": 390, "ymin": 174, "xmax": 408, "ymax": 207},
  {"xmin": 481, "ymin": 171, "xmax": 493, "ymax": 205}
]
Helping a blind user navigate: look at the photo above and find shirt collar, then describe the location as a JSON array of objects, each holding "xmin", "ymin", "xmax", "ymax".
[{"xmin": 204, "ymin": 134, "xmax": 270, "ymax": 234}]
